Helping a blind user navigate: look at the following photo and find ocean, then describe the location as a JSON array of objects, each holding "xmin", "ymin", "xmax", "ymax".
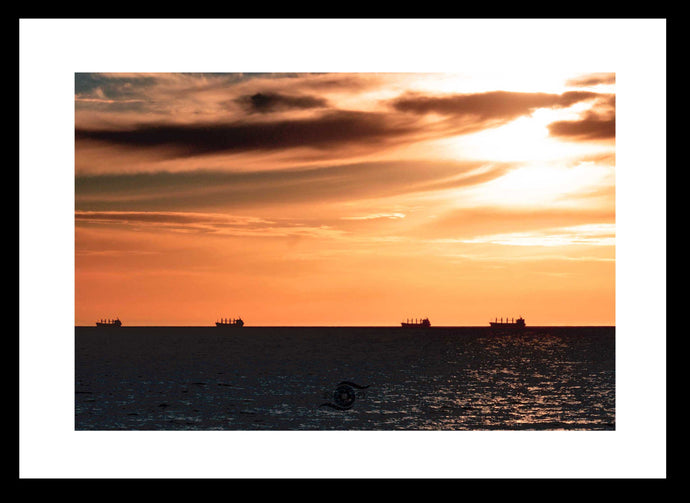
[{"xmin": 75, "ymin": 326, "xmax": 615, "ymax": 430}]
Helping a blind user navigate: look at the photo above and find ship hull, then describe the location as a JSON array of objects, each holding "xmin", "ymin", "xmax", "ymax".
[{"xmin": 215, "ymin": 323, "xmax": 243, "ymax": 328}]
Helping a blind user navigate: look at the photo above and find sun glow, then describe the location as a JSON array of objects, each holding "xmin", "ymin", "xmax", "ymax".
[
  {"xmin": 445, "ymin": 110, "xmax": 603, "ymax": 164},
  {"xmin": 457, "ymin": 160, "xmax": 614, "ymax": 208}
]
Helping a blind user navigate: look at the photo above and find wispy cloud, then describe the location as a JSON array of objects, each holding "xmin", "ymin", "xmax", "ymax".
[
  {"xmin": 341, "ymin": 213, "xmax": 406, "ymax": 221},
  {"xmin": 565, "ymin": 72, "xmax": 615, "ymax": 88},
  {"xmin": 456, "ymin": 223, "xmax": 615, "ymax": 247},
  {"xmin": 75, "ymin": 210, "xmax": 347, "ymax": 239},
  {"xmin": 411, "ymin": 206, "xmax": 614, "ymax": 240},
  {"xmin": 75, "ymin": 160, "xmax": 509, "ymax": 212}
]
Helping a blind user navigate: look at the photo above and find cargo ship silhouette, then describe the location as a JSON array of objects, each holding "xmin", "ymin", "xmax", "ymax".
[
  {"xmin": 401, "ymin": 317, "xmax": 431, "ymax": 328},
  {"xmin": 216, "ymin": 317, "xmax": 244, "ymax": 328},
  {"xmin": 96, "ymin": 317, "xmax": 122, "ymax": 327},
  {"xmin": 489, "ymin": 316, "xmax": 525, "ymax": 330}
]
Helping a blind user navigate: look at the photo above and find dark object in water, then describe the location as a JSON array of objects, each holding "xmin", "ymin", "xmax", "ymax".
[
  {"xmin": 401, "ymin": 317, "xmax": 431, "ymax": 328},
  {"xmin": 489, "ymin": 316, "xmax": 526, "ymax": 331},
  {"xmin": 216, "ymin": 317, "xmax": 244, "ymax": 328},
  {"xmin": 320, "ymin": 381, "xmax": 370, "ymax": 410},
  {"xmin": 96, "ymin": 317, "xmax": 122, "ymax": 327}
]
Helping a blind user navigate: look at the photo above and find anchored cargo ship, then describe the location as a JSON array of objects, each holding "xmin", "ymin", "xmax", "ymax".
[
  {"xmin": 489, "ymin": 316, "xmax": 525, "ymax": 330},
  {"xmin": 401, "ymin": 317, "xmax": 431, "ymax": 328},
  {"xmin": 216, "ymin": 317, "xmax": 244, "ymax": 328},
  {"xmin": 96, "ymin": 317, "xmax": 122, "ymax": 327}
]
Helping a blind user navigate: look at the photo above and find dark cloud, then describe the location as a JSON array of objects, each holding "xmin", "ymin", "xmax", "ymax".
[
  {"xmin": 548, "ymin": 114, "xmax": 616, "ymax": 141},
  {"xmin": 75, "ymin": 88, "xmax": 608, "ymax": 160},
  {"xmin": 75, "ymin": 110, "xmax": 416, "ymax": 157},
  {"xmin": 390, "ymin": 90, "xmax": 599, "ymax": 120},
  {"xmin": 548, "ymin": 93, "xmax": 615, "ymax": 142},
  {"xmin": 236, "ymin": 92, "xmax": 328, "ymax": 114}
]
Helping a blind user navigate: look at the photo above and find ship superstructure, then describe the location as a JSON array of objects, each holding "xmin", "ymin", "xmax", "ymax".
[
  {"xmin": 401, "ymin": 317, "xmax": 431, "ymax": 328},
  {"xmin": 489, "ymin": 316, "xmax": 525, "ymax": 330},
  {"xmin": 216, "ymin": 317, "xmax": 244, "ymax": 328},
  {"xmin": 96, "ymin": 317, "xmax": 122, "ymax": 327}
]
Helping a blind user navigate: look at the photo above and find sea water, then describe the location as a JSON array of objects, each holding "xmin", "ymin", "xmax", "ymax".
[{"xmin": 75, "ymin": 326, "xmax": 614, "ymax": 430}]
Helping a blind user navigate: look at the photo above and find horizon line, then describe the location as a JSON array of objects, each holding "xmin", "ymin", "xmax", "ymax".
[{"xmin": 75, "ymin": 323, "xmax": 616, "ymax": 328}]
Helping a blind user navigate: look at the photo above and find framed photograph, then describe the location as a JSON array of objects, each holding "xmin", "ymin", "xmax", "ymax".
[{"xmin": 20, "ymin": 18, "xmax": 666, "ymax": 479}]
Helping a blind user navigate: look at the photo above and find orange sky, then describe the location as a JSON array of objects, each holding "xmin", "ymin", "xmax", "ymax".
[{"xmin": 74, "ymin": 72, "xmax": 615, "ymax": 326}]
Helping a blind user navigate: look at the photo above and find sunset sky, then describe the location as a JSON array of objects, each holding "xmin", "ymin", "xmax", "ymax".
[{"xmin": 74, "ymin": 71, "xmax": 616, "ymax": 326}]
